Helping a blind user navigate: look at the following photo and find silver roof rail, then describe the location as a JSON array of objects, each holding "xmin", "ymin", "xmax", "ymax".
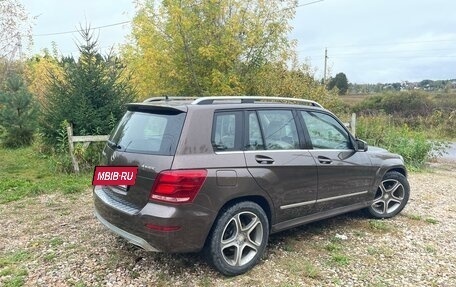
[
  {"xmin": 143, "ymin": 96, "xmax": 198, "ymax": 103},
  {"xmin": 191, "ymin": 96, "xmax": 323, "ymax": 108}
]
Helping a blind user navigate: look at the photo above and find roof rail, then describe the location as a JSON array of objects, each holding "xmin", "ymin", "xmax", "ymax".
[
  {"xmin": 191, "ymin": 96, "xmax": 323, "ymax": 108},
  {"xmin": 143, "ymin": 96, "xmax": 198, "ymax": 103}
]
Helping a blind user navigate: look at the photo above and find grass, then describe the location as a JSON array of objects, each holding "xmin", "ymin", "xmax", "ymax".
[
  {"xmin": 425, "ymin": 218, "xmax": 439, "ymax": 224},
  {"xmin": 368, "ymin": 220, "xmax": 391, "ymax": 232},
  {"xmin": 0, "ymin": 147, "xmax": 92, "ymax": 204},
  {"xmin": 286, "ymin": 259, "xmax": 320, "ymax": 278},
  {"xmin": 405, "ymin": 213, "xmax": 422, "ymax": 221},
  {"xmin": 0, "ymin": 250, "xmax": 30, "ymax": 287},
  {"xmin": 324, "ymin": 236, "xmax": 350, "ymax": 267}
]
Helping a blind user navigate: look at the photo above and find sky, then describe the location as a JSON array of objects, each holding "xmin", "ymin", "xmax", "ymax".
[{"xmin": 21, "ymin": 0, "xmax": 456, "ymax": 84}]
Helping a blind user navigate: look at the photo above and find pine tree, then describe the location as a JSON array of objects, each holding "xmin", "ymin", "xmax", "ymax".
[
  {"xmin": 41, "ymin": 27, "xmax": 135, "ymax": 146},
  {"xmin": 0, "ymin": 74, "xmax": 37, "ymax": 147}
]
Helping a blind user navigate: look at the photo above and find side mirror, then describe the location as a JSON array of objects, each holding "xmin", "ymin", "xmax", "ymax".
[{"xmin": 356, "ymin": 139, "xmax": 368, "ymax": 152}]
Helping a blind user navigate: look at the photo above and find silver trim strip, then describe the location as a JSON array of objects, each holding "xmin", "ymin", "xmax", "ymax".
[
  {"xmin": 317, "ymin": 190, "xmax": 369, "ymax": 203},
  {"xmin": 280, "ymin": 200, "xmax": 316, "ymax": 210},
  {"xmin": 280, "ymin": 190, "xmax": 369, "ymax": 210},
  {"xmin": 94, "ymin": 210, "xmax": 159, "ymax": 252},
  {"xmin": 244, "ymin": 149, "xmax": 310, "ymax": 154},
  {"xmin": 214, "ymin": 151, "xmax": 244, "ymax": 155}
]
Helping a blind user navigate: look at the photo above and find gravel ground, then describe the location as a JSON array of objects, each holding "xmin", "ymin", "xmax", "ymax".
[{"xmin": 1, "ymin": 162, "xmax": 455, "ymax": 287}]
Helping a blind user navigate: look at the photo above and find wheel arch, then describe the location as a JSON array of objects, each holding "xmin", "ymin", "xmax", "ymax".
[{"xmin": 386, "ymin": 167, "xmax": 407, "ymax": 177}]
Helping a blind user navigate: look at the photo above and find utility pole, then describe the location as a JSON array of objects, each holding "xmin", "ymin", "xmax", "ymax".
[{"xmin": 323, "ymin": 47, "xmax": 328, "ymax": 84}]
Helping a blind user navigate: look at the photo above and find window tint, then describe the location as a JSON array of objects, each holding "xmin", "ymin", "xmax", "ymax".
[
  {"xmin": 246, "ymin": 112, "xmax": 264, "ymax": 150},
  {"xmin": 301, "ymin": 111, "xmax": 352, "ymax": 150},
  {"xmin": 109, "ymin": 111, "xmax": 185, "ymax": 155},
  {"xmin": 212, "ymin": 112, "xmax": 240, "ymax": 151},
  {"xmin": 257, "ymin": 110, "xmax": 299, "ymax": 150}
]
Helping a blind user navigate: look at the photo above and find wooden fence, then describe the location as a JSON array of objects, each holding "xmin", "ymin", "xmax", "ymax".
[{"xmin": 67, "ymin": 126, "xmax": 108, "ymax": 173}]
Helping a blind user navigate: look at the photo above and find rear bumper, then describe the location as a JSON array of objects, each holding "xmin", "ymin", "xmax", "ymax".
[
  {"xmin": 94, "ymin": 209, "xmax": 159, "ymax": 252},
  {"xmin": 93, "ymin": 186, "xmax": 215, "ymax": 253}
]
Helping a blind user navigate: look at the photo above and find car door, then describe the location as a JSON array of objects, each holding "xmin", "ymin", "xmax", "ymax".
[
  {"xmin": 243, "ymin": 109, "xmax": 318, "ymax": 224},
  {"xmin": 299, "ymin": 110, "xmax": 376, "ymax": 212}
]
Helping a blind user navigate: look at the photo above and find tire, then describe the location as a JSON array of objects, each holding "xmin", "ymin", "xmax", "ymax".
[
  {"xmin": 205, "ymin": 201, "xmax": 269, "ymax": 276},
  {"xmin": 367, "ymin": 171, "xmax": 410, "ymax": 219}
]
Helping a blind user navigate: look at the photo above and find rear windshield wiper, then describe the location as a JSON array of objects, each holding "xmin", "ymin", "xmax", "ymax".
[{"xmin": 107, "ymin": 139, "xmax": 121, "ymax": 150}]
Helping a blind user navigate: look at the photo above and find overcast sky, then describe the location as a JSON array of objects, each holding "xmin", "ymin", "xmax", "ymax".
[{"xmin": 22, "ymin": 0, "xmax": 456, "ymax": 84}]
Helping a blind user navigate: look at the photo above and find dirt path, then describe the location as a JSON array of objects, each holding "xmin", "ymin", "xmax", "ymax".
[{"xmin": 1, "ymin": 162, "xmax": 455, "ymax": 286}]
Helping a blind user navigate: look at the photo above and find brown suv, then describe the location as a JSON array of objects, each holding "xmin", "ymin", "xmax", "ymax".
[{"xmin": 93, "ymin": 96, "xmax": 410, "ymax": 276}]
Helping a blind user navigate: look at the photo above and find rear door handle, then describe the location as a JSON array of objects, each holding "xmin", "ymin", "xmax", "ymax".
[
  {"xmin": 317, "ymin": 156, "xmax": 332, "ymax": 164},
  {"xmin": 255, "ymin": 155, "xmax": 275, "ymax": 164}
]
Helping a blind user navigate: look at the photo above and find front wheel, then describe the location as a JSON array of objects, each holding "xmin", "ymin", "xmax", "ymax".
[
  {"xmin": 205, "ymin": 201, "xmax": 269, "ymax": 276},
  {"xmin": 367, "ymin": 171, "xmax": 410, "ymax": 218}
]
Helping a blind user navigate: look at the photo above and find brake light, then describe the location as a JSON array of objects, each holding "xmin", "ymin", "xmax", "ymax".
[{"xmin": 150, "ymin": 170, "xmax": 207, "ymax": 203}]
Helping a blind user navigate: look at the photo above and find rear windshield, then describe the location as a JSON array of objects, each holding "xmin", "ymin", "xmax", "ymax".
[{"xmin": 109, "ymin": 110, "xmax": 185, "ymax": 155}]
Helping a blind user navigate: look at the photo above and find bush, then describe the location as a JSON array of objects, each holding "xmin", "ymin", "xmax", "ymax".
[
  {"xmin": 355, "ymin": 91, "xmax": 433, "ymax": 117},
  {"xmin": 357, "ymin": 115, "xmax": 447, "ymax": 170},
  {"xmin": 354, "ymin": 91, "xmax": 455, "ymax": 139}
]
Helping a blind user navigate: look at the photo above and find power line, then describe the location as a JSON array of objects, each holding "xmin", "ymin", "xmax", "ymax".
[
  {"xmin": 34, "ymin": 20, "xmax": 131, "ymax": 37},
  {"xmin": 33, "ymin": 1, "xmax": 323, "ymax": 37},
  {"xmin": 297, "ymin": 0, "xmax": 324, "ymax": 8},
  {"xmin": 297, "ymin": 39, "xmax": 456, "ymax": 53},
  {"xmin": 282, "ymin": 0, "xmax": 324, "ymax": 11}
]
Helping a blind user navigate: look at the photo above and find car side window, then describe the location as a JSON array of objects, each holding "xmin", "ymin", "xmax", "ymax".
[
  {"xmin": 301, "ymin": 111, "xmax": 352, "ymax": 150},
  {"xmin": 257, "ymin": 110, "xmax": 299, "ymax": 150},
  {"xmin": 212, "ymin": 111, "xmax": 241, "ymax": 151},
  {"xmin": 246, "ymin": 111, "xmax": 265, "ymax": 150}
]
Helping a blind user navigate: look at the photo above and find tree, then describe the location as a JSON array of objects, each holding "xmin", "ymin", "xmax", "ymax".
[
  {"xmin": 0, "ymin": 73, "xmax": 37, "ymax": 147},
  {"xmin": 0, "ymin": 0, "xmax": 32, "ymax": 81},
  {"xmin": 123, "ymin": 0, "xmax": 297, "ymax": 98},
  {"xmin": 246, "ymin": 59, "xmax": 342, "ymax": 110},
  {"xmin": 24, "ymin": 51, "xmax": 64, "ymax": 105},
  {"xmin": 41, "ymin": 27, "xmax": 136, "ymax": 147},
  {"xmin": 327, "ymin": 72, "xmax": 348, "ymax": 95}
]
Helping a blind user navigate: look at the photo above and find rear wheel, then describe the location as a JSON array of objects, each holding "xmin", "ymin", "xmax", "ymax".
[
  {"xmin": 367, "ymin": 171, "xmax": 410, "ymax": 218},
  {"xmin": 206, "ymin": 201, "xmax": 269, "ymax": 276}
]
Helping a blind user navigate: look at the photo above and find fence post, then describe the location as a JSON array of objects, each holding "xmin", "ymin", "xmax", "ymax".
[
  {"xmin": 67, "ymin": 125, "xmax": 80, "ymax": 173},
  {"xmin": 351, "ymin": 113, "xmax": 356, "ymax": 136}
]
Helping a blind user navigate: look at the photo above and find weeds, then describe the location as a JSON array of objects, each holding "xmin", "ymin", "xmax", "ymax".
[
  {"xmin": 405, "ymin": 213, "xmax": 422, "ymax": 221},
  {"xmin": 356, "ymin": 115, "xmax": 447, "ymax": 170},
  {"xmin": 368, "ymin": 220, "xmax": 391, "ymax": 231},
  {"xmin": 425, "ymin": 218, "xmax": 439, "ymax": 224},
  {"xmin": 0, "ymin": 250, "xmax": 30, "ymax": 287}
]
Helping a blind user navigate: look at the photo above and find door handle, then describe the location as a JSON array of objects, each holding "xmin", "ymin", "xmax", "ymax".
[
  {"xmin": 255, "ymin": 155, "xmax": 275, "ymax": 164},
  {"xmin": 317, "ymin": 156, "xmax": 332, "ymax": 164}
]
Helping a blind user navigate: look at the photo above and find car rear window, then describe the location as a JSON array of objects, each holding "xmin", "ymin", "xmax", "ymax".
[{"xmin": 109, "ymin": 110, "xmax": 185, "ymax": 155}]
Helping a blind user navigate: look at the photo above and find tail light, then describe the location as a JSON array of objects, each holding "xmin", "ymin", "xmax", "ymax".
[{"xmin": 150, "ymin": 169, "xmax": 207, "ymax": 203}]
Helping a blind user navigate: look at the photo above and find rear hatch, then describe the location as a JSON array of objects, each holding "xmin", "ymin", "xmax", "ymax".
[{"xmin": 101, "ymin": 104, "xmax": 186, "ymax": 209}]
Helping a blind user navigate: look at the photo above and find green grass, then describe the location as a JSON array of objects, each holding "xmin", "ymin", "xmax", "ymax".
[
  {"xmin": 405, "ymin": 213, "xmax": 423, "ymax": 221},
  {"xmin": 324, "ymin": 236, "xmax": 350, "ymax": 267},
  {"xmin": 0, "ymin": 147, "xmax": 91, "ymax": 204},
  {"xmin": 330, "ymin": 253, "xmax": 350, "ymax": 266},
  {"xmin": 285, "ymin": 259, "xmax": 321, "ymax": 278},
  {"xmin": 425, "ymin": 218, "xmax": 439, "ymax": 224},
  {"xmin": 368, "ymin": 220, "xmax": 391, "ymax": 232},
  {"xmin": 0, "ymin": 250, "xmax": 30, "ymax": 287}
]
